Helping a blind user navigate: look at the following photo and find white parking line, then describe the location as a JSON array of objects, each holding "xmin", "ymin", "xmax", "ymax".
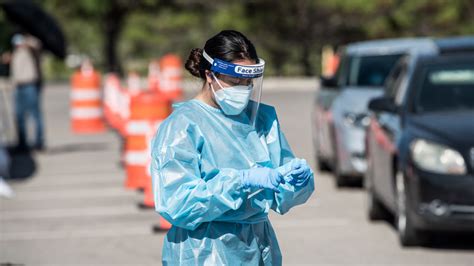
[
  {"xmin": 9, "ymin": 187, "xmax": 133, "ymax": 201},
  {"xmin": 0, "ymin": 205, "xmax": 143, "ymax": 220},
  {"xmin": 11, "ymin": 178, "xmax": 121, "ymax": 191},
  {"xmin": 272, "ymin": 218, "xmax": 350, "ymax": 228},
  {"xmin": 0, "ymin": 225, "xmax": 153, "ymax": 241}
]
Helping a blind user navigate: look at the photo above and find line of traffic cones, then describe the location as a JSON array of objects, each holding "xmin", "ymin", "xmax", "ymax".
[
  {"xmin": 99, "ymin": 54, "xmax": 183, "ymax": 232},
  {"xmin": 70, "ymin": 55, "xmax": 184, "ymax": 232}
]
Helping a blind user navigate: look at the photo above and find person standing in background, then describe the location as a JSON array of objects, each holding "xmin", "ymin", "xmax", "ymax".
[{"xmin": 10, "ymin": 33, "xmax": 44, "ymax": 151}]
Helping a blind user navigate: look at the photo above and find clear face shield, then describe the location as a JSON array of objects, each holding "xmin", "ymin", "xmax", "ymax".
[{"xmin": 203, "ymin": 51, "xmax": 265, "ymax": 128}]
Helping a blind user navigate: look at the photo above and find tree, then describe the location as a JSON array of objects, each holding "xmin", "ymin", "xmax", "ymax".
[
  {"xmin": 246, "ymin": 0, "xmax": 369, "ymax": 76},
  {"xmin": 42, "ymin": 0, "xmax": 171, "ymax": 75},
  {"xmin": 37, "ymin": 0, "xmax": 474, "ymax": 77}
]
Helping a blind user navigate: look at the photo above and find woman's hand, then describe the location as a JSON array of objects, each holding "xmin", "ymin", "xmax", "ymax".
[
  {"xmin": 240, "ymin": 167, "xmax": 285, "ymax": 193},
  {"xmin": 277, "ymin": 158, "xmax": 313, "ymax": 187}
]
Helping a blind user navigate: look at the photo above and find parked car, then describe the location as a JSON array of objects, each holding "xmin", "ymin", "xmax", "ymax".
[
  {"xmin": 312, "ymin": 38, "xmax": 436, "ymax": 187},
  {"xmin": 365, "ymin": 36, "xmax": 474, "ymax": 246}
]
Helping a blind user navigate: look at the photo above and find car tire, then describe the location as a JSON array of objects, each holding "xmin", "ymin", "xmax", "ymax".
[
  {"xmin": 395, "ymin": 170, "xmax": 424, "ymax": 247},
  {"xmin": 335, "ymin": 172, "xmax": 348, "ymax": 187},
  {"xmin": 367, "ymin": 188, "xmax": 388, "ymax": 221},
  {"xmin": 334, "ymin": 160, "xmax": 349, "ymax": 187},
  {"xmin": 316, "ymin": 157, "xmax": 331, "ymax": 172}
]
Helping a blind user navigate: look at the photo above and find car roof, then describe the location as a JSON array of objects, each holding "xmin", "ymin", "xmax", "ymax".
[
  {"xmin": 417, "ymin": 52, "xmax": 474, "ymax": 67},
  {"xmin": 411, "ymin": 36, "xmax": 474, "ymax": 63},
  {"xmin": 345, "ymin": 38, "xmax": 437, "ymax": 56},
  {"xmin": 435, "ymin": 36, "xmax": 474, "ymax": 54}
]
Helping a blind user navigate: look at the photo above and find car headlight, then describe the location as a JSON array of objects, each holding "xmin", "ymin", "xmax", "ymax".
[
  {"xmin": 410, "ymin": 139, "xmax": 466, "ymax": 175},
  {"xmin": 343, "ymin": 112, "xmax": 370, "ymax": 128}
]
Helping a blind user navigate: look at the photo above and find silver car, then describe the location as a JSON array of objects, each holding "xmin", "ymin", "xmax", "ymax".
[{"xmin": 312, "ymin": 38, "xmax": 437, "ymax": 187}]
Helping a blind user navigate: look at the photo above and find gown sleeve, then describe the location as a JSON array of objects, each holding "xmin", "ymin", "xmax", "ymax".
[
  {"xmin": 151, "ymin": 115, "xmax": 247, "ymax": 231},
  {"xmin": 272, "ymin": 130, "xmax": 315, "ymax": 214},
  {"xmin": 262, "ymin": 107, "xmax": 315, "ymax": 215}
]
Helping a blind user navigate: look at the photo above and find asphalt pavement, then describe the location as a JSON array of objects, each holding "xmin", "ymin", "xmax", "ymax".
[{"xmin": 1, "ymin": 81, "xmax": 473, "ymax": 265}]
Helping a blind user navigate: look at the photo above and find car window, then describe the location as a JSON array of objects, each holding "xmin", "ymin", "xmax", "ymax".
[
  {"xmin": 415, "ymin": 64, "xmax": 474, "ymax": 113},
  {"xmin": 384, "ymin": 64, "xmax": 402, "ymax": 96},
  {"xmin": 394, "ymin": 67, "xmax": 409, "ymax": 105},
  {"xmin": 384, "ymin": 61, "xmax": 407, "ymax": 99},
  {"xmin": 349, "ymin": 54, "xmax": 403, "ymax": 87},
  {"xmin": 392, "ymin": 65, "xmax": 407, "ymax": 100},
  {"xmin": 336, "ymin": 55, "xmax": 352, "ymax": 87}
]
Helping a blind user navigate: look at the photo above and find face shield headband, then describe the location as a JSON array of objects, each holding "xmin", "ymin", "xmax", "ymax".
[{"xmin": 202, "ymin": 50, "xmax": 265, "ymax": 78}]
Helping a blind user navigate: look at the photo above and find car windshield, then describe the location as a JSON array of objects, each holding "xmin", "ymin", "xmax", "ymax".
[
  {"xmin": 348, "ymin": 54, "xmax": 402, "ymax": 87},
  {"xmin": 416, "ymin": 64, "xmax": 474, "ymax": 113}
]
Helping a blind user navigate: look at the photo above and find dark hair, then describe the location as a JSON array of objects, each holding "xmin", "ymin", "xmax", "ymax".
[{"xmin": 185, "ymin": 30, "xmax": 259, "ymax": 79}]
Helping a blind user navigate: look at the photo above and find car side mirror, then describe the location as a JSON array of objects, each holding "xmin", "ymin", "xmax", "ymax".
[
  {"xmin": 320, "ymin": 76, "xmax": 338, "ymax": 88},
  {"xmin": 368, "ymin": 97, "xmax": 398, "ymax": 113}
]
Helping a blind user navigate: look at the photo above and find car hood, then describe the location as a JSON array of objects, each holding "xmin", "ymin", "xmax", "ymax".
[
  {"xmin": 332, "ymin": 87, "xmax": 385, "ymax": 114},
  {"xmin": 408, "ymin": 111, "xmax": 474, "ymax": 147}
]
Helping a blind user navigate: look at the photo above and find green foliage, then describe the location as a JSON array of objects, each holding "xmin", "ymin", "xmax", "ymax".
[
  {"xmin": 0, "ymin": 10, "xmax": 14, "ymax": 52},
  {"xmin": 1, "ymin": 0, "xmax": 473, "ymax": 79}
]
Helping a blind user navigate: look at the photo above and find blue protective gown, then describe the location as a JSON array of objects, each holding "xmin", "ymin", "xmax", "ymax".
[{"xmin": 151, "ymin": 99, "xmax": 314, "ymax": 265}]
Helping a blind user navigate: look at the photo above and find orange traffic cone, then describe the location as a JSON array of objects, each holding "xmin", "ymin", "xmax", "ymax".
[
  {"xmin": 103, "ymin": 73, "xmax": 121, "ymax": 129},
  {"xmin": 70, "ymin": 60, "xmax": 105, "ymax": 133},
  {"xmin": 116, "ymin": 87, "xmax": 128, "ymax": 136},
  {"xmin": 141, "ymin": 132, "xmax": 155, "ymax": 208},
  {"xmin": 140, "ymin": 131, "xmax": 157, "ymax": 209},
  {"xmin": 159, "ymin": 54, "xmax": 183, "ymax": 101},
  {"xmin": 127, "ymin": 71, "xmax": 143, "ymax": 96},
  {"xmin": 152, "ymin": 216, "xmax": 172, "ymax": 232},
  {"xmin": 124, "ymin": 92, "xmax": 171, "ymax": 190},
  {"xmin": 124, "ymin": 120, "xmax": 151, "ymax": 189},
  {"xmin": 148, "ymin": 59, "xmax": 160, "ymax": 91}
]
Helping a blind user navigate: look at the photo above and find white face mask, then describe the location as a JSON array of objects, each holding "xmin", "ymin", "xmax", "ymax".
[{"xmin": 210, "ymin": 73, "xmax": 253, "ymax": 115}]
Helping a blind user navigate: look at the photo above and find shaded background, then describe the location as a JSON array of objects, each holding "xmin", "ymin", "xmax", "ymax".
[{"xmin": 1, "ymin": 0, "xmax": 474, "ymax": 79}]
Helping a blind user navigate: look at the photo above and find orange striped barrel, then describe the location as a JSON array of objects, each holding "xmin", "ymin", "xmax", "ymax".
[
  {"xmin": 127, "ymin": 71, "xmax": 143, "ymax": 96},
  {"xmin": 70, "ymin": 68, "xmax": 105, "ymax": 133},
  {"xmin": 116, "ymin": 87, "xmax": 131, "ymax": 136},
  {"xmin": 148, "ymin": 59, "xmax": 160, "ymax": 91},
  {"xmin": 159, "ymin": 54, "xmax": 183, "ymax": 100},
  {"xmin": 103, "ymin": 73, "xmax": 121, "ymax": 129},
  {"xmin": 124, "ymin": 92, "xmax": 171, "ymax": 190}
]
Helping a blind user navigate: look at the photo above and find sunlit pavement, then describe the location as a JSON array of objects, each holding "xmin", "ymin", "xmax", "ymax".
[{"xmin": 1, "ymin": 82, "xmax": 474, "ymax": 265}]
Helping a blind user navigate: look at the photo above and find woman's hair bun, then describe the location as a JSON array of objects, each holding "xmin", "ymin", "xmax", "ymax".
[{"xmin": 185, "ymin": 48, "xmax": 203, "ymax": 78}]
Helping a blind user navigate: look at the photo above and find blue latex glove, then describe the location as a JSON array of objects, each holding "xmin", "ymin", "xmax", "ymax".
[
  {"xmin": 277, "ymin": 158, "xmax": 313, "ymax": 187},
  {"xmin": 290, "ymin": 159, "xmax": 313, "ymax": 187},
  {"xmin": 240, "ymin": 167, "xmax": 285, "ymax": 193},
  {"xmin": 276, "ymin": 160, "xmax": 293, "ymax": 178}
]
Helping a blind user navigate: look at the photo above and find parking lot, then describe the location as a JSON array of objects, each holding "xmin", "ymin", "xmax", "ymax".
[{"xmin": 1, "ymin": 83, "xmax": 474, "ymax": 265}]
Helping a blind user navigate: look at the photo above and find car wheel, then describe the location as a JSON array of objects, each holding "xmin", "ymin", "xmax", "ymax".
[
  {"xmin": 335, "ymin": 171, "xmax": 348, "ymax": 187},
  {"xmin": 395, "ymin": 170, "xmax": 423, "ymax": 247},
  {"xmin": 334, "ymin": 160, "xmax": 349, "ymax": 187},
  {"xmin": 316, "ymin": 157, "xmax": 331, "ymax": 172},
  {"xmin": 367, "ymin": 188, "xmax": 388, "ymax": 221}
]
